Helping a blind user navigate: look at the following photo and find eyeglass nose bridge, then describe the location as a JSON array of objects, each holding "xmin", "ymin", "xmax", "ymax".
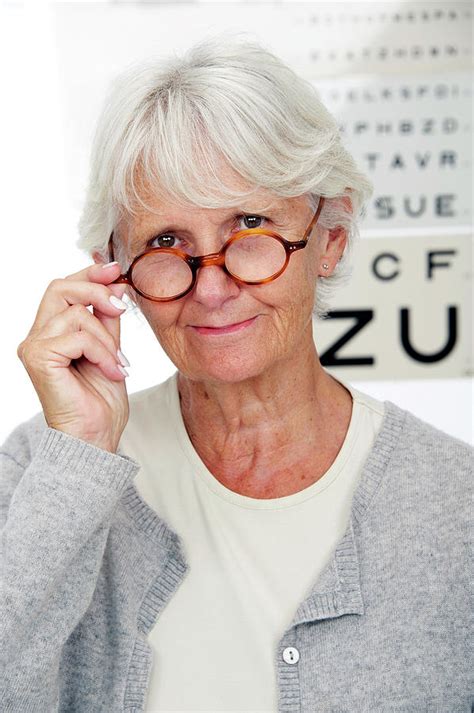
[
  {"xmin": 189, "ymin": 250, "xmax": 227, "ymax": 270},
  {"xmin": 186, "ymin": 249, "xmax": 242, "ymax": 299}
]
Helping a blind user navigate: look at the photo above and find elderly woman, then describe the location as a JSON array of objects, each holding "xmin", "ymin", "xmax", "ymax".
[{"xmin": 1, "ymin": 37, "xmax": 471, "ymax": 713}]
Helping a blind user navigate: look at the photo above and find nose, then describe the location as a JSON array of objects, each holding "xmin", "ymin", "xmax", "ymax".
[{"xmin": 191, "ymin": 263, "xmax": 240, "ymax": 309}]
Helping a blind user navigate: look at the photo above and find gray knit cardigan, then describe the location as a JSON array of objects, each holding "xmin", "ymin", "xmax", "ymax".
[{"xmin": 0, "ymin": 400, "xmax": 472, "ymax": 712}]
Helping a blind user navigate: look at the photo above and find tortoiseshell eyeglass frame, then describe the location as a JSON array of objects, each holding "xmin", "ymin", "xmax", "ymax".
[{"xmin": 107, "ymin": 196, "xmax": 325, "ymax": 302}]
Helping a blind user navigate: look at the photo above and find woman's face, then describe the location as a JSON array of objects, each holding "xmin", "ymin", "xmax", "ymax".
[{"xmin": 118, "ymin": 189, "xmax": 344, "ymax": 384}]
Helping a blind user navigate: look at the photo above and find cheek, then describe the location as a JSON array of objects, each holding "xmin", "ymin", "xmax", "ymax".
[
  {"xmin": 304, "ymin": 240, "xmax": 321, "ymax": 280},
  {"xmin": 135, "ymin": 297, "xmax": 184, "ymax": 341},
  {"xmin": 261, "ymin": 253, "xmax": 317, "ymax": 308}
]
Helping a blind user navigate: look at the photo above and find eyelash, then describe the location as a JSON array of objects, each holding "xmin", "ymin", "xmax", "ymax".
[{"xmin": 146, "ymin": 214, "xmax": 267, "ymax": 250}]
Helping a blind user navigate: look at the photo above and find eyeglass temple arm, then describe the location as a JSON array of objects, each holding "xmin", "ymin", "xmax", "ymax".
[
  {"xmin": 108, "ymin": 233, "xmax": 115, "ymax": 263},
  {"xmin": 303, "ymin": 196, "xmax": 325, "ymax": 242},
  {"xmin": 107, "ymin": 233, "xmax": 130, "ymax": 284}
]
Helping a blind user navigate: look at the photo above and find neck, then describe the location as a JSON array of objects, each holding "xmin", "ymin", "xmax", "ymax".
[{"xmin": 177, "ymin": 332, "xmax": 353, "ymax": 498}]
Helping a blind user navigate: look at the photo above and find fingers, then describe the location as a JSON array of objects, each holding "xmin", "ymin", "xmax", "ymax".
[
  {"xmin": 93, "ymin": 268, "xmax": 129, "ymax": 347},
  {"xmin": 37, "ymin": 303, "xmax": 121, "ymax": 364},
  {"xmin": 30, "ymin": 265, "xmax": 128, "ymax": 335},
  {"xmin": 63, "ymin": 260, "xmax": 123, "ymax": 284},
  {"xmin": 19, "ymin": 260, "xmax": 132, "ymax": 382},
  {"xmin": 19, "ymin": 330, "xmax": 127, "ymax": 382}
]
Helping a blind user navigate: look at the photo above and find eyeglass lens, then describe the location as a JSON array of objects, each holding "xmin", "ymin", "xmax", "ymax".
[{"xmin": 131, "ymin": 233, "xmax": 287, "ymax": 300}]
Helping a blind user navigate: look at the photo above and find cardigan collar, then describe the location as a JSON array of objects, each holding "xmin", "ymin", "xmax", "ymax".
[
  {"xmin": 119, "ymin": 399, "xmax": 407, "ymax": 633},
  {"xmin": 291, "ymin": 400, "xmax": 406, "ymax": 626}
]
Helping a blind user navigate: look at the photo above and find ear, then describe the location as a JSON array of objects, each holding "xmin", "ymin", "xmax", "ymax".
[
  {"xmin": 318, "ymin": 195, "xmax": 352, "ymax": 277},
  {"xmin": 92, "ymin": 250, "xmax": 106, "ymax": 266}
]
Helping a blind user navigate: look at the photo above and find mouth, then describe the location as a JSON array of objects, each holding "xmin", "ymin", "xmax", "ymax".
[{"xmin": 190, "ymin": 316, "xmax": 258, "ymax": 335}]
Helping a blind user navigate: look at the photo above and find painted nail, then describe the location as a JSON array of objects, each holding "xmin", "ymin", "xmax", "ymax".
[
  {"xmin": 117, "ymin": 364, "xmax": 129, "ymax": 377},
  {"xmin": 109, "ymin": 295, "xmax": 127, "ymax": 311},
  {"xmin": 102, "ymin": 261, "xmax": 119, "ymax": 268},
  {"xmin": 117, "ymin": 349, "xmax": 130, "ymax": 367}
]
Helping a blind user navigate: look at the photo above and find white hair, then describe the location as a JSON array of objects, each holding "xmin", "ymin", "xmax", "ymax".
[{"xmin": 77, "ymin": 34, "xmax": 373, "ymax": 318}]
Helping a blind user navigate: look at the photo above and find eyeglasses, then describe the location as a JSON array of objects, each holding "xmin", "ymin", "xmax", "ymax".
[{"xmin": 107, "ymin": 196, "xmax": 325, "ymax": 302}]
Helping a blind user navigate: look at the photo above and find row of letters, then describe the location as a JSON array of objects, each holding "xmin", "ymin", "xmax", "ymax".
[
  {"xmin": 362, "ymin": 152, "xmax": 460, "ymax": 171},
  {"xmin": 339, "ymin": 118, "xmax": 465, "ymax": 136},
  {"xmin": 371, "ymin": 195, "xmax": 460, "ymax": 219},
  {"xmin": 318, "ymin": 84, "xmax": 468, "ymax": 104},
  {"xmin": 321, "ymin": 308, "xmax": 458, "ymax": 366}
]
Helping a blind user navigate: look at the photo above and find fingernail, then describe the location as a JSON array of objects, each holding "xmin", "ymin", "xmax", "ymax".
[
  {"xmin": 117, "ymin": 349, "xmax": 130, "ymax": 367},
  {"xmin": 102, "ymin": 261, "xmax": 119, "ymax": 268},
  {"xmin": 109, "ymin": 295, "xmax": 127, "ymax": 311},
  {"xmin": 117, "ymin": 364, "xmax": 129, "ymax": 377}
]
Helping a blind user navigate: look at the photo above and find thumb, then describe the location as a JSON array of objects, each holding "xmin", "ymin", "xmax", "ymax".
[{"xmin": 93, "ymin": 282, "xmax": 128, "ymax": 351}]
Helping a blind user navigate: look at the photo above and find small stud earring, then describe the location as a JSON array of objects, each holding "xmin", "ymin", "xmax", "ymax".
[{"xmin": 322, "ymin": 263, "xmax": 329, "ymax": 270}]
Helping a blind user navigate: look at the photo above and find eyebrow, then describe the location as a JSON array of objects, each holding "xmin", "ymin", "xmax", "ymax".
[
  {"xmin": 128, "ymin": 205, "xmax": 289, "ymax": 253},
  {"xmin": 128, "ymin": 223, "xmax": 193, "ymax": 255}
]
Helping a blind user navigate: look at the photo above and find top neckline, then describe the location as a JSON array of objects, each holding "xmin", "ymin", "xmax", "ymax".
[{"xmin": 167, "ymin": 371, "xmax": 384, "ymax": 510}]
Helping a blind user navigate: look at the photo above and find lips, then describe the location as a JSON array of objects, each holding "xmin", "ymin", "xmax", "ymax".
[{"xmin": 191, "ymin": 316, "xmax": 257, "ymax": 335}]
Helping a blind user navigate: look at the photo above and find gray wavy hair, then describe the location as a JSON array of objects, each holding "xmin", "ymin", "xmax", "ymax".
[{"xmin": 77, "ymin": 34, "xmax": 373, "ymax": 318}]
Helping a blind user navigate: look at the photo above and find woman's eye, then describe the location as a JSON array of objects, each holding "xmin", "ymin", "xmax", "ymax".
[
  {"xmin": 150, "ymin": 234, "xmax": 180, "ymax": 249},
  {"xmin": 240, "ymin": 215, "xmax": 265, "ymax": 230}
]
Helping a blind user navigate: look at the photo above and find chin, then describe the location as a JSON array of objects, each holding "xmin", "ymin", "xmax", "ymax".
[{"xmin": 180, "ymin": 343, "xmax": 275, "ymax": 385}]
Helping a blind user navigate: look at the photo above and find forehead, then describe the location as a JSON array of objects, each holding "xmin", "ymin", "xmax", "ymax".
[
  {"xmin": 118, "ymin": 157, "xmax": 312, "ymax": 245},
  {"xmin": 119, "ymin": 189, "xmax": 310, "ymax": 242}
]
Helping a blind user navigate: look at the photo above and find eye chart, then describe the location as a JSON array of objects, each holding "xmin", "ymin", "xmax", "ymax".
[{"xmin": 301, "ymin": 3, "xmax": 473, "ymax": 380}]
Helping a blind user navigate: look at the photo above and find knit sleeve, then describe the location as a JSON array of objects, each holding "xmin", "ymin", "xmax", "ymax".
[{"xmin": 0, "ymin": 422, "xmax": 140, "ymax": 712}]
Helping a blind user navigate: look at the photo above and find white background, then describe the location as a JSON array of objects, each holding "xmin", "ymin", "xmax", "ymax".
[{"xmin": 0, "ymin": 0, "xmax": 472, "ymax": 445}]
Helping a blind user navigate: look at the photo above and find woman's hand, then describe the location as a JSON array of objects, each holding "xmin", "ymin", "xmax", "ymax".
[{"xmin": 17, "ymin": 262, "xmax": 131, "ymax": 453}]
